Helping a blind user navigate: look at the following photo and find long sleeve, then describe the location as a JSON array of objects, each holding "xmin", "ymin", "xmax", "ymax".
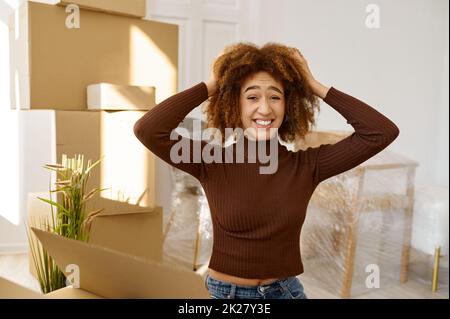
[
  {"xmin": 311, "ymin": 87, "xmax": 400, "ymax": 185},
  {"xmin": 133, "ymin": 82, "xmax": 209, "ymax": 180}
]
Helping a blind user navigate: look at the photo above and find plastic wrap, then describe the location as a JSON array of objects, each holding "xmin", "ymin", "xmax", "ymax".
[
  {"xmin": 163, "ymin": 129, "xmax": 448, "ymax": 297},
  {"xmin": 162, "ymin": 166, "xmax": 213, "ymax": 270},
  {"xmin": 162, "ymin": 118, "xmax": 213, "ymax": 270},
  {"xmin": 300, "ymin": 133, "xmax": 448, "ymax": 297},
  {"xmin": 303, "ymin": 167, "xmax": 409, "ymax": 298},
  {"xmin": 409, "ymin": 186, "xmax": 449, "ymax": 289},
  {"xmin": 411, "ymin": 186, "xmax": 449, "ymax": 256}
]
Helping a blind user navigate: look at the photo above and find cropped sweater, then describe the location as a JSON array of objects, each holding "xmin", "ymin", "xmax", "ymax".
[{"xmin": 133, "ymin": 82, "xmax": 399, "ymax": 278}]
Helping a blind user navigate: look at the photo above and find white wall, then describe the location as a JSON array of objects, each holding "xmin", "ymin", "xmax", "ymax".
[
  {"xmin": 256, "ymin": 0, "xmax": 449, "ymax": 188},
  {"xmin": 0, "ymin": 0, "xmax": 59, "ymax": 253},
  {"xmin": 0, "ymin": 0, "xmax": 26, "ymax": 253},
  {"xmin": 436, "ymin": 24, "xmax": 449, "ymax": 187}
]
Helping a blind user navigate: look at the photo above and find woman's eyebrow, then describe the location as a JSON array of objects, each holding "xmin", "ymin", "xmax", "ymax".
[{"xmin": 244, "ymin": 85, "xmax": 283, "ymax": 94}]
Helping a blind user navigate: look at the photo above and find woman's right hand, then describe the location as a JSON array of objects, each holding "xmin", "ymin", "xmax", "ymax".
[
  {"xmin": 205, "ymin": 50, "xmax": 224, "ymax": 97},
  {"xmin": 205, "ymin": 73, "xmax": 217, "ymax": 97}
]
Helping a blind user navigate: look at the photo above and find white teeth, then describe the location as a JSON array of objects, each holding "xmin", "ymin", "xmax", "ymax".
[{"xmin": 255, "ymin": 120, "xmax": 272, "ymax": 125}]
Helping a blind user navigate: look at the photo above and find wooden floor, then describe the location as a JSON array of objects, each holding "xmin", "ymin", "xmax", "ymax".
[
  {"xmin": 298, "ymin": 249, "xmax": 449, "ymax": 299},
  {"xmin": 300, "ymin": 272, "xmax": 449, "ymax": 299},
  {"xmin": 0, "ymin": 252, "xmax": 448, "ymax": 299},
  {"xmin": 0, "ymin": 253, "xmax": 42, "ymax": 294}
]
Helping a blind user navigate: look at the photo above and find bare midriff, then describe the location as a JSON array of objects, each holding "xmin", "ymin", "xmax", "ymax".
[{"xmin": 208, "ymin": 268, "xmax": 280, "ymax": 286}]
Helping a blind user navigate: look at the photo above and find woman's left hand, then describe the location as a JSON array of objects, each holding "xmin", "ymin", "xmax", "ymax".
[
  {"xmin": 290, "ymin": 48, "xmax": 316, "ymax": 86},
  {"xmin": 290, "ymin": 48, "xmax": 330, "ymax": 99}
]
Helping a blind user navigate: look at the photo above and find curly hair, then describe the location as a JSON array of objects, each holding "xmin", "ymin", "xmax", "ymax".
[{"xmin": 203, "ymin": 42, "xmax": 320, "ymax": 144}]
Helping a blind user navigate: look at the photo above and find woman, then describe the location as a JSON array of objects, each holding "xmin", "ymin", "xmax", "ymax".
[{"xmin": 133, "ymin": 42, "xmax": 400, "ymax": 299}]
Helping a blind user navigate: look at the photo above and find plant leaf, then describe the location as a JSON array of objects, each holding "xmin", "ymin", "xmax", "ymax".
[{"xmin": 37, "ymin": 197, "xmax": 70, "ymax": 215}]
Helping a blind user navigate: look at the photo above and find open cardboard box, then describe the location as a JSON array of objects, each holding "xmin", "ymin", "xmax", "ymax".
[
  {"xmin": 31, "ymin": 228, "xmax": 209, "ymax": 299},
  {"xmin": 26, "ymin": 194, "xmax": 209, "ymax": 298},
  {"xmin": 28, "ymin": 194, "xmax": 163, "ymax": 278}
]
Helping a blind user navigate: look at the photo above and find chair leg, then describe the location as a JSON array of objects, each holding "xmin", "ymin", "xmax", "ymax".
[
  {"xmin": 400, "ymin": 167, "xmax": 415, "ymax": 283},
  {"xmin": 193, "ymin": 212, "xmax": 202, "ymax": 271},
  {"xmin": 163, "ymin": 208, "xmax": 176, "ymax": 244},
  {"xmin": 341, "ymin": 221, "xmax": 358, "ymax": 299},
  {"xmin": 340, "ymin": 170, "xmax": 365, "ymax": 299},
  {"xmin": 432, "ymin": 246, "xmax": 441, "ymax": 292}
]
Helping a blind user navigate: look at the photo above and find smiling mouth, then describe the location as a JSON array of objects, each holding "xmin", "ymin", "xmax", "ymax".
[{"xmin": 252, "ymin": 119, "xmax": 274, "ymax": 128}]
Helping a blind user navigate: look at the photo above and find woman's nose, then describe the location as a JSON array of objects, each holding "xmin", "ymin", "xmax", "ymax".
[{"xmin": 257, "ymin": 100, "xmax": 271, "ymax": 115}]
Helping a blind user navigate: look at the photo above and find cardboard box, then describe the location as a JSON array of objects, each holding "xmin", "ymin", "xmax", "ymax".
[
  {"xmin": 21, "ymin": 109, "xmax": 156, "ymax": 209},
  {"xmin": 28, "ymin": 194, "xmax": 163, "ymax": 279},
  {"xmin": 57, "ymin": 0, "xmax": 146, "ymax": 18},
  {"xmin": 87, "ymin": 83, "xmax": 156, "ymax": 110},
  {"xmin": 32, "ymin": 228, "xmax": 210, "ymax": 298},
  {"xmin": 0, "ymin": 277, "xmax": 43, "ymax": 299},
  {"xmin": 47, "ymin": 286, "xmax": 101, "ymax": 298},
  {"xmin": 86, "ymin": 198, "xmax": 163, "ymax": 263},
  {"xmin": 10, "ymin": 1, "xmax": 178, "ymax": 110}
]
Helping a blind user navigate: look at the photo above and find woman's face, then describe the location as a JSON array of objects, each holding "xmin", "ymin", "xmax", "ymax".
[{"xmin": 239, "ymin": 71, "xmax": 285, "ymax": 141}]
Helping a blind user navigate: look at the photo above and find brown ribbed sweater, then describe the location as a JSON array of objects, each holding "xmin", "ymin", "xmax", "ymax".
[{"xmin": 133, "ymin": 82, "xmax": 399, "ymax": 279}]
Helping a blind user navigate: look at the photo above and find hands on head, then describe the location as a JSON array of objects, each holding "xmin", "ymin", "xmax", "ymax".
[{"xmin": 205, "ymin": 45, "xmax": 327, "ymax": 99}]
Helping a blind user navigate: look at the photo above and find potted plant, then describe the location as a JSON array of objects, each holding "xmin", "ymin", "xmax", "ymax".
[{"xmin": 28, "ymin": 154, "xmax": 106, "ymax": 293}]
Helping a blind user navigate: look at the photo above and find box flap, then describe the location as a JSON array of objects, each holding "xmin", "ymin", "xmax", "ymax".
[
  {"xmin": 32, "ymin": 228, "xmax": 210, "ymax": 299},
  {"xmin": 92, "ymin": 198, "xmax": 157, "ymax": 217},
  {"xmin": 88, "ymin": 203, "xmax": 163, "ymax": 262},
  {"xmin": 47, "ymin": 286, "xmax": 102, "ymax": 299},
  {"xmin": 27, "ymin": 194, "xmax": 163, "ymax": 277},
  {"xmin": 0, "ymin": 277, "xmax": 43, "ymax": 299}
]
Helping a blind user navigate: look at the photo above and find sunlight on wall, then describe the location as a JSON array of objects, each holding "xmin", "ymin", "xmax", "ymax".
[
  {"xmin": 2, "ymin": 0, "xmax": 19, "ymax": 10},
  {"xmin": 99, "ymin": 24, "xmax": 178, "ymax": 207},
  {"xmin": 9, "ymin": 0, "xmax": 30, "ymax": 109},
  {"xmin": 0, "ymin": 5, "xmax": 20, "ymax": 225},
  {"xmin": 129, "ymin": 25, "xmax": 176, "ymax": 103},
  {"xmin": 100, "ymin": 111, "xmax": 155, "ymax": 207},
  {"xmin": 0, "ymin": 14, "xmax": 10, "ymax": 112},
  {"xmin": 0, "ymin": 110, "xmax": 20, "ymax": 225}
]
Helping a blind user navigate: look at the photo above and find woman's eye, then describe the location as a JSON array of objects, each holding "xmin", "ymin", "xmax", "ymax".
[{"xmin": 246, "ymin": 96, "xmax": 280, "ymax": 101}]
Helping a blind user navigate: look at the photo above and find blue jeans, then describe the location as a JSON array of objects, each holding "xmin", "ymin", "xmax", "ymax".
[{"xmin": 205, "ymin": 274, "xmax": 308, "ymax": 299}]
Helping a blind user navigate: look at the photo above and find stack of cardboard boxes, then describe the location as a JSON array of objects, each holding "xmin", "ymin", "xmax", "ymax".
[
  {"xmin": 11, "ymin": 0, "xmax": 181, "ymax": 208},
  {"xmin": 0, "ymin": 0, "xmax": 209, "ymax": 298}
]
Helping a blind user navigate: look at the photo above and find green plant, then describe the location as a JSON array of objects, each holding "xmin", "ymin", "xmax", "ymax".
[
  {"xmin": 27, "ymin": 154, "xmax": 106, "ymax": 294},
  {"xmin": 27, "ymin": 220, "xmax": 66, "ymax": 294}
]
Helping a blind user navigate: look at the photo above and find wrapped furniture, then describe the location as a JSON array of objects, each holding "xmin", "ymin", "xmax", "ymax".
[
  {"xmin": 162, "ymin": 118, "xmax": 213, "ymax": 271},
  {"xmin": 162, "ymin": 128, "xmax": 423, "ymax": 299},
  {"xmin": 297, "ymin": 131, "xmax": 419, "ymax": 298},
  {"xmin": 411, "ymin": 186, "xmax": 449, "ymax": 292}
]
